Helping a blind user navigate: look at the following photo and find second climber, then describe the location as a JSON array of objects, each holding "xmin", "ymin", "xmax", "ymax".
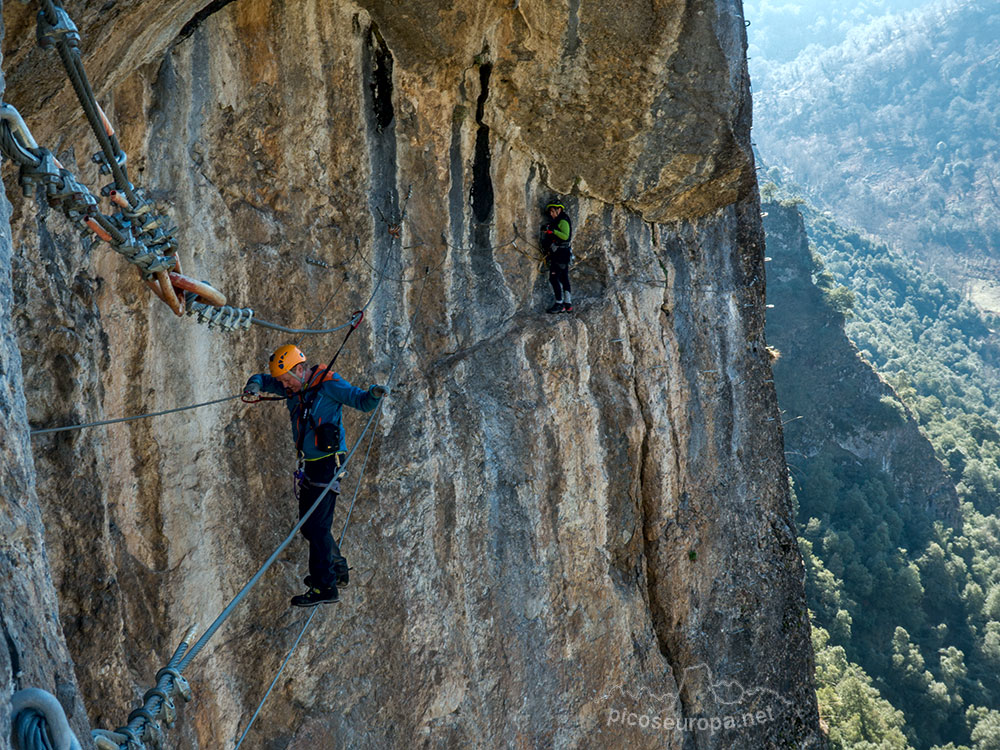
[
  {"xmin": 540, "ymin": 200, "xmax": 574, "ymax": 314},
  {"xmin": 244, "ymin": 344, "xmax": 387, "ymax": 607}
]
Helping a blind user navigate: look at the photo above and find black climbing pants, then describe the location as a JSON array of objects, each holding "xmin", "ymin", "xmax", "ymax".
[
  {"xmin": 547, "ymin": 245, "xmax": 572, "ymax": 301},
  {"xmin": 298, "ymin": 453, "xmax": 348, "ymax": 589}
]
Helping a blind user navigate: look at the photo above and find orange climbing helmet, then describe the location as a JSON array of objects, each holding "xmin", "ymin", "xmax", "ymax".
[{"xmin": 269, "ymin": 344, "xmax": 306, "ymax": 377}]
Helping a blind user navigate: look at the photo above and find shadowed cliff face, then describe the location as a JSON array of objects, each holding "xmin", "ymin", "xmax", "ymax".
[
  {"xmin": 1, "ymin": 1, "xmax": 824, "ymax": 748},
  {"xmin": 763, "ymin": 203, "xmax": 960, "ymax": 525}
]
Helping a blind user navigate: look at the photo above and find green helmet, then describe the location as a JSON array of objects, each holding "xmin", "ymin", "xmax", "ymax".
[{"xmin": 545, "ymin": 202, "xmax": 565, "ymax": 211}]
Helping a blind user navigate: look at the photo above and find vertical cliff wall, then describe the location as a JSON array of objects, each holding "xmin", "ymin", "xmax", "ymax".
[
  {"xmin": 763, "ymin": 203, "xmax": 960, "ymax": 524},
  {"xmin": 0, "ymin": 41, "xmax": 94, "ymax": 748},
  {"xmin": 2, "ymin": 1, "xmax": 824, "ymax": 748}
]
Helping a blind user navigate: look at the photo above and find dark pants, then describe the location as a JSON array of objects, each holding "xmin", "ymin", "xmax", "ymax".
[
  {"xmin": 298, "ymin": 454, "xmax": 348, "ymax": 589},
  {"xmin": 547, "ymin": 245, "xmax": 572, "ymax": 301}
]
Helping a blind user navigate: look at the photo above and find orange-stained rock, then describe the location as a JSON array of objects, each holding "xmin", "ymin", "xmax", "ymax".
[{"xmin": 1, "ymin": 1, "xmax": 824, "ymax": 748}]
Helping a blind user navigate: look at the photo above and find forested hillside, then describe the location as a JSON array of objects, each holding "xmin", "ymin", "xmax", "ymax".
[
  {"xmin": 764, "ymin": 197, "xmax": 1000, "ymax": 750},
  {"xmin": 745, "ymin": 0, "xmax": 928, "ymax": 66},
  {"xmin": 754, "ymin": 1, "xmax": 1000, "ymax": 296}
]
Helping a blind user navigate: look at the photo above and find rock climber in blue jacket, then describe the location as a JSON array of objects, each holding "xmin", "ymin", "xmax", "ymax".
[{"xmin": 244, "ymin": 344, "xmax": 387, "ymax": 607}]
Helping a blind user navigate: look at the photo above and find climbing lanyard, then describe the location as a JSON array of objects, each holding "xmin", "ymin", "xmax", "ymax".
[{"xmin": 291, "ymin": 311, "xmax": 365, "ymax": 473}]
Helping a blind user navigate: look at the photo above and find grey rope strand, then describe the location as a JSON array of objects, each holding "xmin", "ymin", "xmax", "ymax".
[
  {"xmin": 30, "ymin": 395, "xmax": 242, "ymax": 436},
  {"xmin": 114, "ymin": 627, "xmax": 194, "ymax": 742},
  {"xmin": 232, "ymin": 608, "xmax": 318, "ymax": 750},
  {"xmin": 250, "ymin": 317, "xmax": 355, "ymax": 335},
  {"xmin": 174, "ymin": 399, "xmax": 385, "ymax": 673},
  {"xmin": 209, "ymin": 268, "xmax": 430, "ymax": 747},
  {"xmin": 339, "ymin": 267, "xmax": 432, "ymax": 541}
]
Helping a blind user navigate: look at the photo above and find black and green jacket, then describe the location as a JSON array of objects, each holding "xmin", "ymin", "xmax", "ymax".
[{"xmin": 542, "ymin": 211, "xmax": 572, "ymax": 251}]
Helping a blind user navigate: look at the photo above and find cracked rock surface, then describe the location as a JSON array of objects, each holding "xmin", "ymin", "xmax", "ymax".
[{"xmin": 1, "ymin": 1, "xmax": 824, "ymax": 747}]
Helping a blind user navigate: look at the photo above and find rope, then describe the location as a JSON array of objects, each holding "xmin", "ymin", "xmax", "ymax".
[
  {"xmin": 29, "ymin": 198, "xmax": 406, "ymax": 436},
  {"xmin": 251, "ymin": 317, "xmax": 356, "ymax": 335},
  {"xmin": 14, "ymin": 710, "xmax": 56, "ymax": 750},
  {"xmin": 29, "ymin": 395, "xmax": 242, "ymax": 436},
  {"xmin": 91, "ymin": 181, "xmax": 415, "ymax": 746},
  {"xmin": 11, "ymin": 688, "xmax": 83, "ymax": 750},
  {"xmin": 232, "ymin": 608, "xmax": 318, "ymax": 750},
  {"xmin": 225, "ymin": 266, "xmax": 431, "ymax": 747},
  {"xmin": 173, "ymin": 402, "xmax": 384, "ymax": 675}
]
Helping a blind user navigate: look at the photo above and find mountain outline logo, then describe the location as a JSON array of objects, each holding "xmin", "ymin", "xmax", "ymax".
[{"xmin": 603, "ymin": 662, "xmax": 794, "ymax": 712}]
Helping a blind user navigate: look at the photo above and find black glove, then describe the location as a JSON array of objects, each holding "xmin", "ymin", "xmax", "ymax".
[
  {"xmin": 244, "ymin": 380, "xmax": 261, "ymax": 395},
  {"xmin": 370, "ymin": 384, "xmax": 389, "ymax": 398}
]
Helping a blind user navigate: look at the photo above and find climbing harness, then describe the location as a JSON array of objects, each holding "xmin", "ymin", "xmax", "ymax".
[
  {"xmin": 235, "ymin": 267, "xmax": 432, "ymax": 746},
  {"xmin": 284, "ymin": 311, "xmax": 365, "ymax": 494},
  {"xmin": 293, "ymin": 452, "xmax": 346, "ymax": 501}
]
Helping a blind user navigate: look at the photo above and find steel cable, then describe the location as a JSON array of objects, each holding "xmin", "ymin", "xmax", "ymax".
[
  {"xmin": 114, "ymin": 628, "xmax": 194, "ymax": 743},
  {"xmin": 11, "ymin": 689, "xmax": 82, "ymax": 750},
  {"xmin": 224, "ymin": 266, "xmax": 430, "ymax": 747},
  {"xmin": 29, "ymin": 394, "xmax": 242, "ymax": 436},
  {"xmin": 40, "ymin": 0, "xmax": 135, "ymax": 202},
  {"xmin": 14, "ymin": 710, "xmax": 56, "ymax": 750},
  {"xmin": 232, "ymin": 608, "xmax": 318, "ymax": 750},
  {"xmin": 175, "ymin": 242, "xmax": 400, "ymax": 663},
  {"xmin": 173, "ymin": 398, "xmax": 384, "ymax": 675}
]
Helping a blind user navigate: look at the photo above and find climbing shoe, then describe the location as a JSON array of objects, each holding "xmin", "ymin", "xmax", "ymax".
[
  {"xmin": 304, "ymin": 567, "xmax": 349, "ymax": 590},
  {"xmin": 547, "ymin": 302, "xmax": 564, "ymax": 314},
  {"xmin": 291, "ymin": 586, "xmax": 339, "ymax": 608},
  {"xmin": 561, "ymin": 302, "xmax": 574, "ymax": 313}
]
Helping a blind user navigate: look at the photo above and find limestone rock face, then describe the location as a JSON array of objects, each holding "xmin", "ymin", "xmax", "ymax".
[
  {"xmin": 1, "ymin": 1, "xmax": 824, "ymax": 748},
  {"xmin": 0, "ymin": 132, "xmax": 92, "ymax": 746}
]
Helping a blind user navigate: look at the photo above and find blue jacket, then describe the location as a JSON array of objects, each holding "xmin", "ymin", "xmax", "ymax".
[{"xmin": 248, "ymin": 366, "xmax": 380, "ymax": 460}]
